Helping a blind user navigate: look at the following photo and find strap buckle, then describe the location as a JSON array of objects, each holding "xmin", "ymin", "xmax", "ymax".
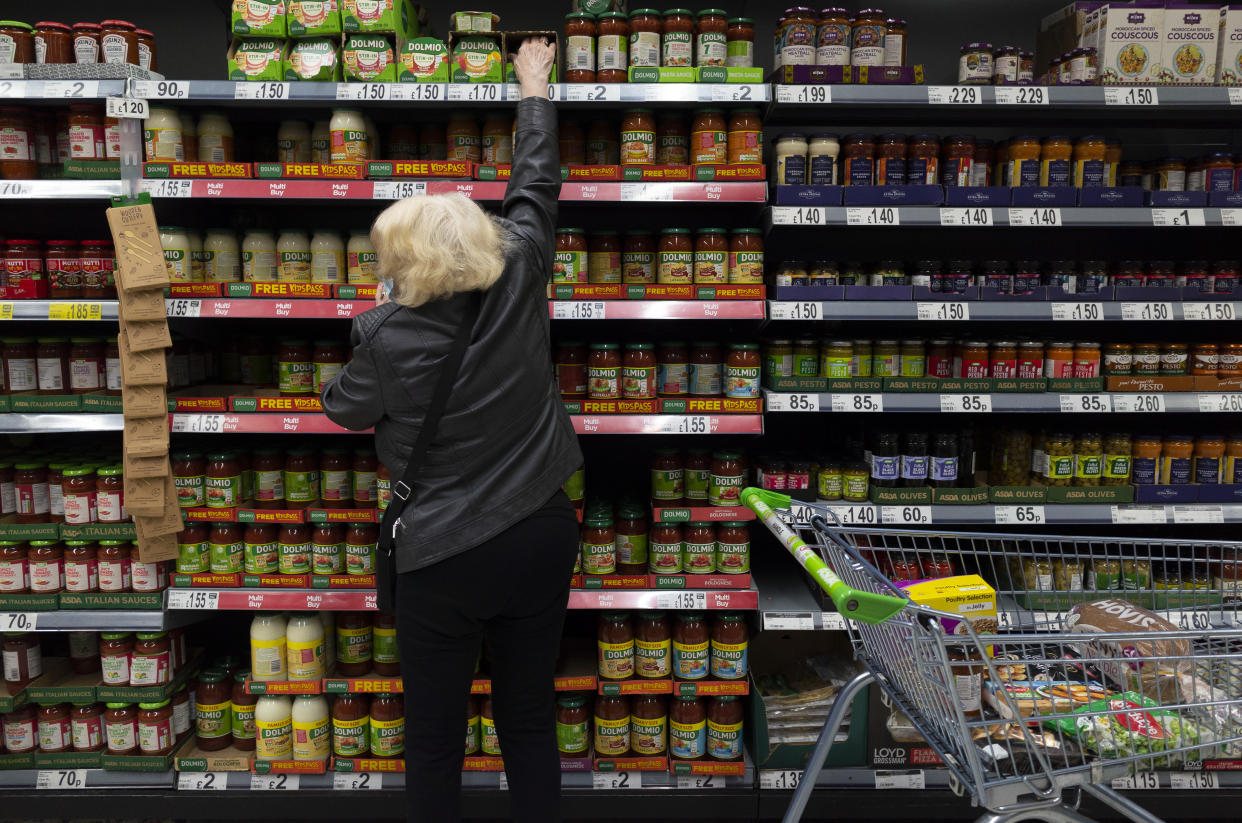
[{"xmin": 393, "ymin": 481, "xmax": 412, "ymax": 501}]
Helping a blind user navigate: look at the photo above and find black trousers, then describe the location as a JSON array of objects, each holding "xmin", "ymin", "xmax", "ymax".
[{"xmin": 396, "ymin": 491, "xmax": 579, "ymax": 823}]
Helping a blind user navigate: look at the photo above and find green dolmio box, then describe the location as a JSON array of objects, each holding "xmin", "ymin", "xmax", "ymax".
[
  {"xmin": 229, "ymin": 37, "xmax": 289, "ymax": 82},
  {"xmin": 233, "ymin": 0, "xmax": 287, "ymax": 37},
  {"xmin": 288, "ymin": 0, "xmax": 342, "ymax": 36},
  {"xmin": 399, "ymin": 37, "xmax": 448, "ymax": 81},
  {"xmin": 342, "ymin": 0, "xmax": 420, "ymax": 37}
]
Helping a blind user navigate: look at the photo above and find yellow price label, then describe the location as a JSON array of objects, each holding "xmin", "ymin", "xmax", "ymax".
[
  {"xmin": 0, "ymin": 303, "xmax": 13, "ymax": 320},
  {"xmin": 48, "ymin": 303, "xmax": 102, "ymax": 321}
]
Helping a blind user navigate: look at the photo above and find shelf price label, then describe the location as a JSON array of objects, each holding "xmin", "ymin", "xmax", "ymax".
[
  {"xmin": 1172, "ymin": 505, "xmax": 1224, "ymax": 524},
  {"xmin": 167, "ymin": 589, "xmax": 220, "ymax": 610},
  {"xmin": 1223, "ymin": 209, "xmax": 1242, "ymax": 227},
  {"xmin": 916, "ymin": 302, "xmax": 970, "ymax": 321},
  {"xmin": 333, "ymin": 772, "xmax": 383, "ymax": 790},
  {"xmin": 0, "ymin": 181, "xmax": 32, "ymax": 198},
  {"xmin": 767, "ymin": 393, "xmax": 820, "ymax": 412},
  {"xmin": 776, "ymin": 85, "xmax": 830, "ymax": 104},
  {"xmin": 710, "ymin": 83, "xmax": 760, "ymax": 102},
  {"xmin": 250, "ymin": 774, "xmax": 300, "ymax": 791},
  {"xmin": 372, "ymin": 181, "xmax": 426, "ymax": 200},
  {"xmin": 1170, "ymin": 772, "xmax": 1220, "ymax": 790},
  {"xmin": 1112, "ymin": 771, "xmax": 1160, "ymax": 791},
  {"xmin": 105, "ymin": 96, "xmax": 149, "ymax": 119},
  {"xmin": 1051, "ymin": 302, "xmax": 1103, "ymax": 321},
  {"xmin": 336, "ymin": 83, "xmax": 403, "ymax": 101},
  {"xmin": 1121, "ymin": 302, "xmax": 1173, "ymax": 321},
  {"xmin": 846, "ymin": 207, "xmax": 899, "ymax": 226},
  {"xmin": 764, "ymin": 612, "xmax": 816, "ymax": 631},
  {"xmin": 1111, "ymin": 505, "xmax": 1168, "ymax": 525},
  {"xmin": 405, "ymin": 82, "xmax": 444, "ymax": 101},
  {"xmin": 1199, "ymin": 393, "xmax": 1242, "ymax": 413},
  {"xmin": 0, "ymin": 612, "xmax": 38, "ymax": 630},
  {"xmin": 552, "ymin": 301, "xmax": 606, "ymax": 319},
  {"xmin": 881, "ymin": 506, "xmax": 932, "ymax": 525},
  {"xmin": 994, "ymin": 86, "xmax": 1048, "ymax": 105},
  {"xmin": 875, "ymin": 770, "xmax": 925, "ymax": 790},
  {"xmin": 1231, "ymin": 88, "xmax": 1242, "ymax": 105},
  {"xmin": 593, "ymin": 771, "xmax": 641, "ymax": 790},
  {"xmin": 37, "ymin": 769, "xmax": 89, "ymax": 789},
  {"xmin": 141, "ymin": 178, "xmax": 194, "ymax": 198},
  {"xmin": 48, "ymin": 302, "xmax": 102, "ymax": 320},
  {"xmin": 825, "ymin": 504, "xmax": 878, "ymax": 525},
  {"xmin": 994, "ymin": 505, "xmax": 1046, "ymax": 525},
  {"xmin": 677, "ymin": 774, "xmax": 726, "ymax": 789},
  {"xmin": 927, "ymin": 86, "xmax": 981, "ymax": 104},
  {"xmin": 675, "ymin": 415, "xmax": 712, "ymax": 434},
  {"xmin": 785, "ymin": 206, "xmax": 825, "ymax": 225},
  {"xmin": 656, "ymin": 591, "xmax": 709, "ymax": 610},
  {"xmin": 1174, "ymin": 611, "xmax": 1216, "ymax": 630},
  {"xmin": 561, "ymin": 83, "xmax": 621, "ymax": 101},
  {"xmin": 447, "ymin": 83, "xmax": 502, "ymax": 101},
  {"xmin": 939, "ymin": 394, "xmax": 991, "ymax": 413},
  {"xmin": 43, "ymin": 80, "xmax": 99, "ymax": 98},
  {"xmin": 759, "ymin": 770, "xmax": 803, "ymax": 790},
  {"xmin": 1112, "ymin": 393, "xmax": 1166, "ymax": 413},
  {"xmin": 1059, "ymin": 394, "xmax": 1112, "ymax": 413},
  {"xmin": 831, "ymin": 393, "xmax": 882, "ymax": 413},
  {"xmin": 1105, "ymin": 87, "xmax": 1158, "ymax": 106},
  {"xmin": 171, "ymin": 414, "xmax": 228, "ymax": 433},
  {"xmin": 133, "ymin": 80, "xmax": 189, "ymax": 99},
  {"xmin": 769, "ymin": 301, "xmax": 820, "ymax": 320},
  {"xmin": 234, "ymin": 81, "xmax": 289, "ymax": 100},
  {"xmin": 1183, "ymin": 302, "xmax": 1238, "ymax": 321},
  {"xmin": 166, "ymin": 299, "xmax": 202, "ymax": 318},
  {"xmin": 1008, "ymin": 207, "xmax": 1062, "ymax": 227},
  {"xmin": 939, "ymin": 207, "xmax": 992, "ymax": 226},
  {"xmin": 1151, "ymin": 208, "xmax": 1205, "ymax": 227},
  {"xmin": 178, "ymin": 772, "xmax": 230, "ymax": 791}
]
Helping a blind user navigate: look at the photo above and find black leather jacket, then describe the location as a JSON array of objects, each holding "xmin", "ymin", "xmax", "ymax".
[{"xmin": 322, "ymin": 97, "xmax": 582, "ymax": 573}]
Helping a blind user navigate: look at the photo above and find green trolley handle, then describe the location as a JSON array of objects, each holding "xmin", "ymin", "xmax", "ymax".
[{"xmin": 742, "ymin": 488, "xmax": 907, "ymax": 626}]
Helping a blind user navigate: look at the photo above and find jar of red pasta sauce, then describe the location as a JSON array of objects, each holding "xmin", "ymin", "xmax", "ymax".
[
  {"xmin": 556, "ymin": 342, "xmax": 588, "ymax": 398},
  {"xmin": 71, "ymin": 702, "xmax": 104, "ymax": 752},
  {"xmin": 623, "ymin": 343, "xmax": 657, "ymax": 400},
  {"xmin": 71, "ymin": 22, "xmax": 99, "ymax": 63},
  {"xmin": 1018, "ymin": 342, "xmax": 1044, "ymax": 379},
  {"xmin": 98, "ymin": 541, "xmax": 131, "ymax": 593},
  {"xmin": 0, "ymin": 110, "xmax": 35, "ymax": 179},
  {"xmin": 130, "ymin": 544, "xmax": 166, "ymax": 593},
  {"xmin": 990, "ymin": 341, "xmax": 1017, "ymax": 379},
  {"xmin": 95, "ymin": 465, "xmax": 124, "ymax": 522},
  {"xmin": 957, "ymin": 341, "xmax": 989, "ymax": 379},
  {"xmin": 62, "ymin": 467, "xmax": 96, "ymax": 524},
  {"xmin": 14, "ymin": 463, "xmax": 49, "ymax": 524},
  {"xmin": 63, "ymin": 541, "xmax": 97, "ymax": 593},
  {"xmin": 79, "ymin": 240, "xmax": 114, "ymax": 299},
  {"xmin": 103, "ymin": 702, "xmax": 137, "ymax": 755},
  {"xmin": 0, "ymin": 542, "xmax": 26, "ymax": 593},
  {"xmin": 98, "ymin": 20, "xmax": 139, "ymax": 65},
  {"xmin": 27, "ymin": 541, "xmax": 62, "ymax": 593},
  {"xmin": 68, "ymin": 338, "xmax": 103, "ymax": 393},
  {"xmin": 45, "ymin": 240, "xmax": 81, "ymax": 298},
  {"xmin": 38, "ymin": 702, "xmax": 72, "ymax": 752},
  {"xmin": 927, "ymin": 339, "xmax": 953, "ymax": 379}
]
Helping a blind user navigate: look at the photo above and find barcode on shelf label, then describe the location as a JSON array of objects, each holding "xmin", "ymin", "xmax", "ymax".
[
  {"xmin": 927, "ymin": 86, "xmax": 981, "ymax": 104},
  {"xmin": 619, "ymin": 183, "xmax": 673, "ymax": 201},
  {"xmin": 1169, "ymin": 772, "xmax": 1220, "ymax": 790},
  {"xmin": 167, "ymin": 589, "xmax": 220, "ymax": 610},
  {"xmin": 939, "ymin": 207, "xmax": 993, "ymax": 226},
  {"xmin": 994, "ymin": 86, "xmax": 1048, "ymax": 105},
  {"xmin": 769, "ymin": 301, "xmax": 820, "ymax": 320},
  {"xmin": 250, "ymin": 774, "xmax": 300, "ymax": 791},
  {"xmin": 881, "ymin": 506, "xmax": 932, "ymax": 525},
  {"xmin": 178, "ymin": 772, "xmax": 230, "ymax": 791},
  {"xmin": 593, "ymin": 771, "xmax": 641, "ymax": 790},
  {"xmin": 1111, "ymin": 393, "xmax": 1166, "ymax": 413},
  {"xmin": 372, "ymin": 181, "xmax": 426, "ymax": 200},
  {"xmin": 820, "ymin": 612, "xmax": 846, "ymax": 630},
  {"xmin": 994, "ymin": 505, "xmax": 1046, "ymax": 525},
  {"xmin": 1173, "ymin": 505, "xmax": 1224, "ymax": 524},
  {"xmin": 43, "ymin": 81, "xmax": 99, "ymax": 98},
  {"xmin": 1008, "ymin": 207, "xmax": 1062, "ymax": 227},
  {"xmin": 940, "ymin": 394, "xmax": 991, "ymax": 413},
  {"xmin": 166, "ymin": 299, "xmax": 202, "ymax": 318},
  {"xmin": 1231, "ymin": 88, "xmax": 1242, "ymax": 105},
  {"xmin": 1105, "ymin": 87, "xmax": 1159, "ymax": 105},
  {"xmin": 776, "ymin": 85, "xmax": 831, "ymax": 104},
  {"xmin": 233, "ymin": 82, "xmax": 289, "ymax": 100},
  {"xmin": 48, "ymin": 302, "xmax": 102, "ymax": 320},
  {"xmin": 1199, "ymin": 393, "xmax": 1242, "ymax": 413},
  {"xmin": 0, "ymin": 612, "xmax": 38, "ymax": 630},
  {"xmin": 767, "ymin": 393, "xmax": 819, "ymax": 412},
  {"xmin": 552, "ymin": 301, "xmax": 606, "ymax": 319},
  {"xmin": 1152, "ymin": 208, "xmax": 1205, "ymax": 227},
  {"xmin": 105, "ymin": 97, "xmax": 149, "ymax": 119},
  {"xmin": 764, "ymin": 612, "xmax": 815, "ymax": 631},
  {"xmin": 1223, "ymin": 209, "xmax": 1242, "ymax": 227},
  {"xmin": 759, "ymin": 770, "xmax": 803, "ymax": 790},
  {"xmin": 1183, "ymin": 302, "xmax": 1237, "ymax": 321},
  {"xmin": 1111, "ymin": 506, "xmax": 1168, "ymax": 525},
  {"xmin": 916, "ymin": 302, "xmax": 969, "ymax": 321},
  {"xmin": 831, "ymin": 394, "xmax": 883, "ymax": 412},
  {"xmin": 498, "ymin": 773, "xmax": 509, "ymax": 790},
  {"xmin": 677, "ymin": 774, "xmax": 726, "ymax": 789},
  {"xmin": 846, "ymin": 207, "xmax": 899, "ymax": 226},
  {"xmin": 1051, "ymin": 302, "xmax": 1103, "ymax": 321},
  {"xmin": 37, "ymin": 769, "xmax": 88, "ymax": 789},
  {"xmin": 656, "ymin": 591, "xmax": 708, "ymax": 610},
  {"xmin": 1112, "ymin": 771, "xmax": 1160, "ymax": 790},
  {"xmin": 1120, "ymin": 302, "xmax": 1173, "ymax": 321},
  {"xmin": 133, "ymin": 80, "xmax": 189, "ymax": 99},
  {"xmin": 333, "ymin": 772, "xmax": 383, "ymax": 790},
  {"xmin": 875, "ymin": 770, "xmax": 925, "ymax": 789},
  {"xmin": 141, "ymin": 178, "xmax": 194, "ymax": 198},
  {"xmin": 1059, "ymin": 394, "xmax": 1112, "ymax": 413}
]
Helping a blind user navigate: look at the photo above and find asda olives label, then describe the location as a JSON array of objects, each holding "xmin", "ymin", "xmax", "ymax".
[
  {"xmin": 648, "ymin": 541, "xmax": 683, "ymax": 574},
  {"xmin": 594, "ymin": 715, "xmax": 630, "ymax": 757},
  {"xmin": 345, "ymin": 542, "xmax": 376, "ymax": 575},
  {"xmin": 479, "ymin": 716, "xmax": 499, "ymax": 756},
  {"xmin": 337, "ymin": 625, "xmax": 372, "ymax": 665},
  {"xmin": 465, "ymin": 716, "xmax": 480, "ymax": 755},
  {"xmin": 279, "ymin": 541, "xmax": 312, "ymax": 574},
  {"xmin": 210, "ymin": 540, "xmax": 244, "ymax": 573},
  {"xmin": 694, "ymin": 251, "xmax": 727, "ymax": 284},
  {"xmin": 672, "ymin": 639, "xmax": 709, "ymax": 680},
  {"xmin": 710, "ymin": 640, "xmax": 749, "ymax": 679},
  {"xmin": 373, "ymin": 625, "xmax": 398, "ymax": 664},
  {"xmin": 871, "ymin": 456, "xmax": 899, "ymax": 483},
  {"xmin": 621, "ymin": 251, "xmax": 654, "ymax": 284},
  {"xmin": 620, "ymin": 129, "xmax": 655, "ymax": 165},
  {"xmin": 670, "ymin": 718, "xmax": 706, "ymax": 760},
  {"xmin": 322, "ymin": 469, "xmax": 351, "ymax": 503},
  {"xmin": 598, "ymin": 639, "xmax": 635, "ymax": 680},
  {"xmin": 1046, "ymin": 456, "xmax": 1073, "ymax": 482},
  {"xmin": 293, "ymin": 714, "xmax": 330, "ymax": 761},
  {"xmin": 616, "ymin": 532, "xmax": 648, "ymax": 567},
  {"xmin": 708, "ymin": 473, "xmax": 743, "ymax": 507},
  {"xmin": 658, "ymin": 251, "xmax": 693, "ymax": 285},
  {"xmin": 552, "ymin": 251, "xmax": 586, "ymax": 284},
  {"xmin": 173, "ymin": 473, "xmax": 200, "ymax": 509},
  {"xmin": 696, "ymin": 32, "xmax": 726, "ymax": 67},
  {"xmin": 728, "ymin": 251, "xmax": 763, "ymax": 285},
  {"xmin": 662, "ymin": 31, "xmax": 692, "ymax": 67},
  {"xmin": 683, "ymin": 540, "xmax": 716, "ymax": 574},
  {"xmin": 231, "ymin": 704, "xmax": 257, "ymax": 741},
  {"xmin": 1075, "ymin": 455, "xmax": 1103, "ymax": 481},
  {"xmin": 725, "ymin": 365, "xmax": 760, "ymax": 399},
  {"xmin": 557, "ymin": 719, "xmax": 589, "ymax": 755},
  {"xmin": 715, "ymin": 541, "xmax": 750, "ymax": 574},
  {"xmin": 285, "ymin": 470, "xmax": 320, "ymax": 503},
  {"xmin": 901, "ymin": 456, "xmax": 929, "ymax": 484},
  {"xmin": 245, "ymin": 541, "xmax": 279, "ymax": 574},
  {"xmin": 256, "ymin": 717, "xmax": 292, "ymax": 760},
  {"xmin": 206, "ymin": 474, "xmax": 242, "ymax": 508},
  {"xmin": 196, "ymin": 700, "xmax": 231, "ymax": 740},
  {"xmin": 279, "ymin": 360, "xmax": 314, "ymax": 395},
  {"xmin": 636, "ymin": 638, "xmax": 671, "ymax": 678},
  {"xmin": 178, "ymin": 541, "xmax": 209, "ymax": 573},
  {"xmin": 707, "ymin": 718, "xmax": 743, "ymax": 760},
  {"xmin": 622, "ymin": 366, "xmax": 655, "ymax": 400},
  {"xmin": 1104, "ymin": 455, "xmax": 1131, "ymax": 481},
  {"xmin": 332, "ymin": 716, "xmax": 368, "ymax": 757},
  {"xmin": 630, "ymin": 714, "xmax": 667, "ymax": 755},
  {"xmin": 312, "ymin": 542, "xmax": 343, "ymax": 574}
]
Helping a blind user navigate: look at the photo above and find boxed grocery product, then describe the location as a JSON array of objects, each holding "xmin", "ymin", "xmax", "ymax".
[
  {"xmin": 398, "ymin": 37, "xmax": 449, "ymax": 81},
  {"xmin": 450, "ymin": 11, "xmax": 498, "ymax": 32},
  {"xmin": 342, "ymin": 0, "xmax": 420, "ymax": 37},
  {"xmin": 288, "ymin": 0, "xmax": 341, "ymax": 37},
  {"xmin": 1162, "ymin": 3, "xmax": 1218, "ymax": 83},
  {"xmin": 342, "ymin": 33, "xmax": 396, "ymax": 82},
  {"xmin": 1217, "ymin": 5, "xmax": 1242, "ymax": 83},
  {"xmin": 1064, "ymin": 598, "xmax": 1190, "ymax": 702},
  {"xmin": 897, "ymin": 574, "xmax": 999, "ymax": 639},
  {"xmin": 228, "ymin": 37, "xmax": 290, "ymax": 82},
  {"xmin": 1097, "ymin": 2, "xmax": 1165, "ymax": 85},
  {"xmin": 1037, "ymin": 1, "xmax": 1104, "ymax": 69},
  {"xmin": 233, "ymin": 0, "xmax": 287, "ymax": 36},
  {"xmin": 450, "ymin": 33, "xmax": 504, "ymax": 82},
  {"xmin": 866, "ymin": 683, "xmax": 944, "ymax": 767},
  {"xmin": 285, "ymin": 36, "xmax": 342, "ymax": 81}
]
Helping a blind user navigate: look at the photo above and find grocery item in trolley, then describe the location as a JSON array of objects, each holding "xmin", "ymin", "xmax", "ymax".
[{"xmin": 1064, "ymin": 598, "xmax": 1190, "ymax": 703}]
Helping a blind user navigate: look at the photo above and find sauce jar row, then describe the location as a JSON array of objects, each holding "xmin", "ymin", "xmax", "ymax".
[
  {"xmin": 3, "ymin": 459, "xmax": 127, "ymax": 525},
  {"xmin": 774, "ymin": 7, "xmax": 908, "ymax": 69},
  {"xmin": 641, "ymin": 448, "xmax": 752, "ymax": 507},
  {"xmin": 99, "ymin": 628, "xmax": 192, "ymax": 688},
  {"xmin": 957, "ymin": 42, "xmax": 1038, "ymax": 85},
  {"xmin": 0, "ymin": 104, "xmax": 127, "ymax": 179},
  {"xmin": 0, "ymin": 19, "xmax": 157, "ymax": 68},
  {"xmin": 565, "ymin": 9, "xmax": 755, "ymax": 78},
  {"xmin": 558, "ymin": 341, "xmax": 761, "ymax": 401},
  {"xmin": 173, "ymin": 448, "xmax": 383, "ymax": 511},
  {"xmin": 554, "ymin": 227, "xmax": 763, "ymax": 286},
  {"xmin": 0, "ymin": 540, "xmax": 164, "ymax": 595},
  {"xmin": 578, "ymin": 511, "xmax": 750, "ymax": 576},
  {"xmin": 177, "ymin": 522, "xmax": 379, "ymax": 577},
  {"xmin": 597, "ymin": 611, "xmax": 749, "ymax": 682},
  {"xmin": 1, "ymin": 697, "xmax": 187, "ymax": 757},
  {"xmin": 1, "ymin": 336, "xmax": 120, "ymax": 397},
  {"xmin": 153, "ymin": 227, "xmax": 376, "ymax": 285},
  {"xmin": 556, "ymin": 692, "xmax": 744, "ymax": 761},
  {"xmin": 331, "ymin": 693, "xmax": 406, "ymax": 760},
  {"xmin": 2, "ymin": 238, "xmax": 116, "ymax": 299}
]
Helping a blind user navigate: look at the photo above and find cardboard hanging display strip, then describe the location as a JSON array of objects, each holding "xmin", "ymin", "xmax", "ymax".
[
  {"xmin": 106, "ymin": 201, "xmax": 172, "ymax": 292},
  {"xmin": 124, "ymin": 452, "xmax": 171, "ymax": 480},
  {"xmin": 125, "ymin": 473, "xmax": 166, "ymax": 517},
  {"xmin": 124, "ymin": 414, "xmax": 170, "ymax": 458},
  {"xmin": 124, "ymin": 319, "xmax": 173, "ymax": 352},
  {"xmin": 115, "ymin": 287, "xmax": 168, "ymax": 323},
  {"xmin": 122, "ymin": 383, "xmax": 167, "ymax": 419},
  {"xmin": 118, "ymin": 328, "xmax": 168, "ymax": 386}
]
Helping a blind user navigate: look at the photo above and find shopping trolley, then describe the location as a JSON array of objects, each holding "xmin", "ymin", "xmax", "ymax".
[{"xmin": 742, "ymin": 488, "xmax": 1242, "ymax": 823}]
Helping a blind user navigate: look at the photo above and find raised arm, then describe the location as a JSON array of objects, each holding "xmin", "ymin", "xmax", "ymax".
[{"xmin": 502, "ymin": 38, "xmax": 560, "ymax": 273}]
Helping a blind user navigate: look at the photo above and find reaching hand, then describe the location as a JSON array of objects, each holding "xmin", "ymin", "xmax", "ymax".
[{"xmin": 513, "ymin": 37, "xmax": 556, "ymax": 99}]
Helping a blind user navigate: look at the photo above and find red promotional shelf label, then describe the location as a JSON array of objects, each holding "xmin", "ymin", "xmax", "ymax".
[
  {"xmin": 144, "ymin": 162, "xmax": 253, "ymax": 178},
  {"xmin": 167, "ymin": 283, "xmax": 226, "ymax": 297},
  {"xmin": 253, "ymin": 162, "xmax": 367, "ymax": 179},
  {"xmin": 372, "ymin": 160, "xmax": 473, "ymax": 178},
  {"xmin": 245, "ymin": 678, "xmax": 324, "ymax": 695},
  {"xmin": 639, "ymin": 285, "xmax": 696, "ymax": 299},
  {"xmin": 462, "ymin": 756, "xmax": 505, "ymax": 772},
  {"xmin": 675, "ymin": 680, "xmax": 749, "ymax": 696},
  {"xmin": 308, "ymin": 509, "xmax": 380, "ymax": 523},
  {"xmin": 242, "ymin": 574, "xmax": 311, "ymax": 588},
  {"xmin": 324, "ymin": 676, "xmax": 403, "ymax": 694},
  {"xmin": 252, "ymin": 758, "xmax": 328, "ymax": 774},
  {"xmin": 241, "ymin": 282, "xmax": 334, "ymax": 299},
  {"xmin": 651, "ymin": 507, "xmax": 756, "ymax": 523},
  {"xmin": 332, "ymin": 756, "xmax": 405, "ymax": 772},
  {"xmin": 594, "ymin": 755, "xmax": 669, "ymax": 771},
  {"xmin": 598, "ymin": 678, "xmax": 674, "ymax": 695},
  {"xmin": 171, "ymin": 396, "xmax": 228, "ymax": 411},
  {"xmin": 232, "ymin": 396, "xmax": 325, "ymax": 413},
  {"xmin": 171, "ymin": 572, "xmax": 242, "ymax": 587},
  {"xmin": 669, "ymin": 759, "xmax": 746, "ymax": 776},
  {"xmin": 311, "ymin": 575, "xmax": 377, "ymax": 589}
]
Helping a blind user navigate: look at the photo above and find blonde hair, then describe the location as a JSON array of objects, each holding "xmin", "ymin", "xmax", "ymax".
[{"xmin": 370, "ymin": 193, "xmax": 508, "ymax": 308}]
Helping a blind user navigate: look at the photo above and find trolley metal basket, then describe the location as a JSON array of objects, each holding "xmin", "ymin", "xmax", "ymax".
[{"xmin": 742, "ymin": 488, "xmax": 1242, "ymax": 823}]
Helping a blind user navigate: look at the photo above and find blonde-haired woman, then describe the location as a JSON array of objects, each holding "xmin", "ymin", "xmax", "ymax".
[{"xmin": 323, "ymin": 39, "xmax": 581, "ymax": 823}]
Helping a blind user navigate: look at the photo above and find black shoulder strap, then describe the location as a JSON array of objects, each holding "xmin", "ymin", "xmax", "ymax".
[{"xmin": 381, "ymin": 291, "xmax": 480, "ymax": 534}]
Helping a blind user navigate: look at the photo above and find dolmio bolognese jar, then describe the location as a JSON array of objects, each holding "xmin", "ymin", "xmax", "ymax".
[
  {"xmin": 658, "ymin": 229, "xmax": 693, "ymax": 285},
  {"xmin": 661, "ymin": 9, "xmax": 694, "ymax": 68}
]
